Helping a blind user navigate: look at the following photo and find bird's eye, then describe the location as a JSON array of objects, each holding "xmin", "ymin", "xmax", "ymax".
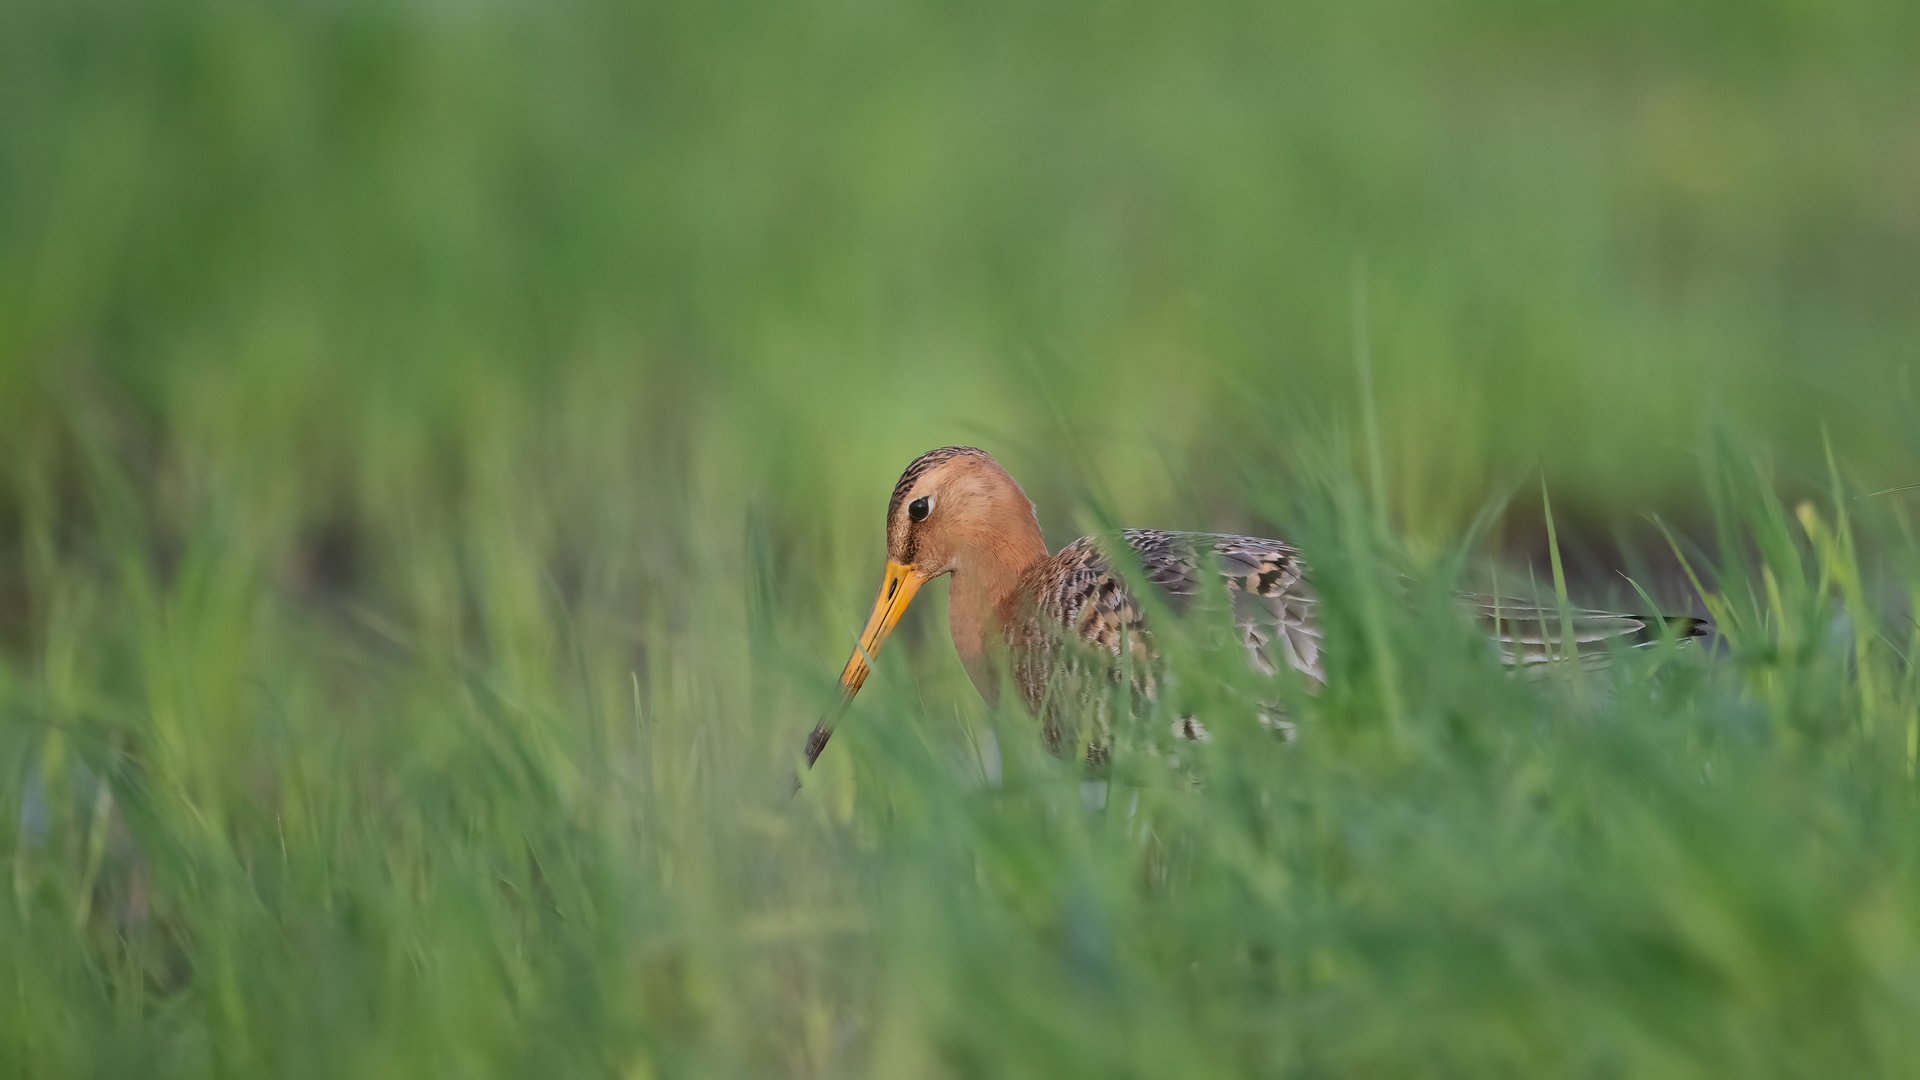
[{"xmin": 908, "ymin": 497, "xmax": 931, "ymax": 522}]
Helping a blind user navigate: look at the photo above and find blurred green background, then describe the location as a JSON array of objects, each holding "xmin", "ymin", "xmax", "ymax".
[{"xmin": 4, "ymin": 0, "xmax": 1920, "ymax": 1075}]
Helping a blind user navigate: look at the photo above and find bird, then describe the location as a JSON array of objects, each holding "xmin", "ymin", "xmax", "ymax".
[{"xmin": 802, "ymin": 446, "xmax": 1705, "ymax": 771}]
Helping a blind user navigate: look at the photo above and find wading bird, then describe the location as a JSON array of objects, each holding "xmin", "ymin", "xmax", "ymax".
[{"xmin": 802, "ymin": 446, "xmax": 1703, "ymax": 771}]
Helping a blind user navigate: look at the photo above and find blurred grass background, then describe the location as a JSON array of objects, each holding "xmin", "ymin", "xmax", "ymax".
[{"xmin": 4, "ymin": 0, "xmax": 1920, "ymax": 1075}]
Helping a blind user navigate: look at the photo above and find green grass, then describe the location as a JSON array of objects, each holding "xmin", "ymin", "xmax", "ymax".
[{"xmin": 5, "ymin": 0, "xmax": 1920, "ymax": 1075}]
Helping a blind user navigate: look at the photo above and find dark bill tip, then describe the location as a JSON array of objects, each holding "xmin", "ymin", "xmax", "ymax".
[
  {"xmin": 792, "ymin": 718, "xmax": 837, "ymax": 795},
  {"xmin": 804, "ymin": 722, "xmax": 833, "ymax": 768}
]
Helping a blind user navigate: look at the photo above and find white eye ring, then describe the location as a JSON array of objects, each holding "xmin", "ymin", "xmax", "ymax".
[{"xmin": 907, "ymin": 496, "xmax": 932, "ymax": 522}]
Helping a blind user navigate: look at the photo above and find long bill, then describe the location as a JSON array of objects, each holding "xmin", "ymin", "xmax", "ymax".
[{"xmin": 802, "ymin": 560, "xmax": 925, "ymax": 771}]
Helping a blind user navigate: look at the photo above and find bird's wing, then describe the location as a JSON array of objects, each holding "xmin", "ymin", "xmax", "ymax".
[
  {"xmin": 1046, "ymin": 532, "xmax": 1706, "ymax": 673},
  {"xmin": 1042, "ymin": 531, "xmax": 1323, "ymax": 684}
]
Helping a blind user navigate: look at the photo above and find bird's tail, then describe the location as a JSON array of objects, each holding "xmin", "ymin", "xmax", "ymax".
[{"xmin": 1464, "ymin": 595, "xmax": 1708, "ymax": 669}]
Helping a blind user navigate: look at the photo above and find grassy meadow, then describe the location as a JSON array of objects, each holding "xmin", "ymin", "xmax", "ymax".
[{"xmin": 5, "ymin": 0, "xmax": 1920, "ymax": 1075}]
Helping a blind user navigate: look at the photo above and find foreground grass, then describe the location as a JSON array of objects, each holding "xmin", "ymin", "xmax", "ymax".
[{"xmin": 5, "ymin": 423, "xmax": 1920, "ymax": 1077}]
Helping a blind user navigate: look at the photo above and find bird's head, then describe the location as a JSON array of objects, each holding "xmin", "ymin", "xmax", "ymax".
[{"xmin": 801, "ymin": 446, "xmax": 1042, "ymax": 772}]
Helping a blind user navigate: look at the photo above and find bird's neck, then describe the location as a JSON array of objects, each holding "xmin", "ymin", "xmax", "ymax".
[{"xmin": 947, "ymin": 521, "xmax": 1048, "ymax": 702}]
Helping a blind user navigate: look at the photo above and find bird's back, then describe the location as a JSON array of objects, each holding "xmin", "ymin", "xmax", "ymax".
[
  {"xmin": 1010, "ymin": 531, "xmax": 1322, "ymax": 730},
  {"xmin": 1008, "ymin": 529, "xmax": 1706, "ymax": 752}
]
